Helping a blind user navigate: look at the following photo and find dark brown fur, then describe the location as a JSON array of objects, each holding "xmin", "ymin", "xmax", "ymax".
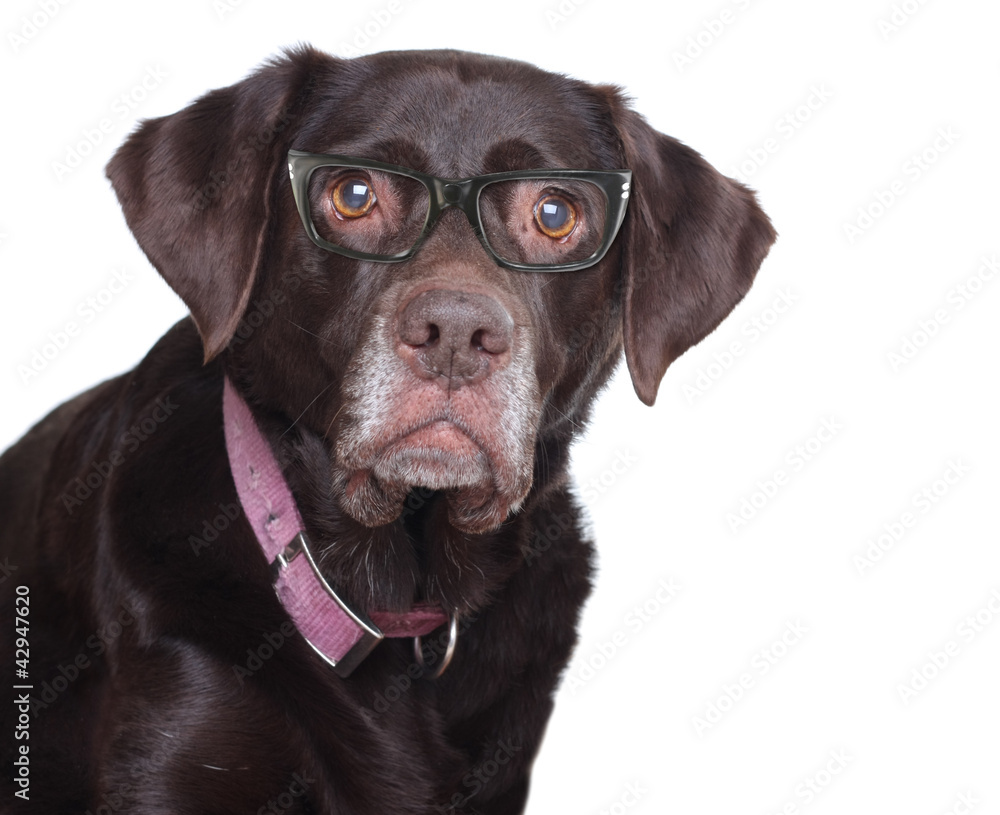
[{"xmin": 0, "ymin": 46, "xmax": 774, "ymax": 814}]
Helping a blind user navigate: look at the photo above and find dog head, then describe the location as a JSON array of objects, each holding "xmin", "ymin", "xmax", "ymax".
[{"xmin": 107, "ymin": 46, "xmax": 775, "ymax": 536}]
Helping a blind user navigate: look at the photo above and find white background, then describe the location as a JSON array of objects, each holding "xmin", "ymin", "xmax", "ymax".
[{"xmin": 2, "ymin": 0, "xmax": 999, "ymax": 813}]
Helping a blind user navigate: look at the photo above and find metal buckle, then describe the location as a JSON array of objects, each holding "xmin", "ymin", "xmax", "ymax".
[
  {"xmin": 413, "ymin": 613, "xmax": 459, "ymax": 680},
  {"xmin": 270, "ymin": 531, "xmax": 384, "ymax": 678}
]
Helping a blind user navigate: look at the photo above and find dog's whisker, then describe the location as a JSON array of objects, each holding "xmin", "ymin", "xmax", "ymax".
[
  {"xmin": 324, "ymin": 403, "xmax": 346, "ymax": 440},
  {"xmin": 286, "ymin": 319, "xmax": 338, "ymax": 347},
  {"xmin": 364, "ymin": 548, "xmax": 375, "ymax": 599},
  {"xmin": 280, "ymin": 381, "xmax": 335, "ymax": 438},
  {"xmin": 442, "ymin": 535, "xmax": 463, "ymax": 580},
  {"xmin": 542, "ymin": 401, "xmax": 585, "ymax": 433}
]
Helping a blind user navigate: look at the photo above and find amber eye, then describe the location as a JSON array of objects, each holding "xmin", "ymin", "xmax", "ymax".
[
  {"xmin": 533, "ymin": 193, "xmax": 577, "ymax": 239},
  {"xmin": 331, "ymin": 175, "xmax": 377, "ymax": 219}
]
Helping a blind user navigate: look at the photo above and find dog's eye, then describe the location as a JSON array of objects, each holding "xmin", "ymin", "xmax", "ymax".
[
  {"xmin": 331, "ymin": 176, "xmax": 377, "ymax": 219},
  {"xmin": 533, "ymin": 193, "xmax": 577, "ymax": 239}
]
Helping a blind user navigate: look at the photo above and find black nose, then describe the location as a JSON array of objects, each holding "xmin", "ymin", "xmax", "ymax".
[{"xmin": 397, "ymin": 289, "xmax": 513, "ymax": 386}]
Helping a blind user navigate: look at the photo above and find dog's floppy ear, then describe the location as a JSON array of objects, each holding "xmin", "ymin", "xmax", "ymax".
[
  {"xmin": 106, "ymin": 49, "xmax": 324, "ymax": 361},
  {"xmin": 607, "ymin": 97, "xmax": 776, "ymax": 406}
]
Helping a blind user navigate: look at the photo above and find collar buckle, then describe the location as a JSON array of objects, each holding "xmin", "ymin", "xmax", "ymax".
[{"xmin": 269, "ymin": 531, "xmax": 384, "ymax": 678}]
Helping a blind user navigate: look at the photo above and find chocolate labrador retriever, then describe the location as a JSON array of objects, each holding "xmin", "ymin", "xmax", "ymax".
[{"xmin": 0, "ymin": 46, "xmax": 774, "ymax": 814}]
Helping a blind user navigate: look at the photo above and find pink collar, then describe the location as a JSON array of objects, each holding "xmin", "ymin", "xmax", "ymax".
[{"xmin": 222, "ymin": 378, "xmax": 453, "ymax": 677}]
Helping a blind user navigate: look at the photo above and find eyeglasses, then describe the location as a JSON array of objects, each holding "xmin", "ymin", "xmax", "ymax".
[{"xmin": 287, "ymin": 150, "xmax": 632, "ymax": 273}]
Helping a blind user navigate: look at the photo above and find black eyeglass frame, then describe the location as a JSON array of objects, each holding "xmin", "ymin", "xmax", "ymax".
[{"xmin": 287, "ymin": 149, "xmax": 632, "ymax": 273}]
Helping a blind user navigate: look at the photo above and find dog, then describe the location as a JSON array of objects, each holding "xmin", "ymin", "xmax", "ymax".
[{"xmin": 0, "ymin": 46, "xmax": 774, "ymax": 814}]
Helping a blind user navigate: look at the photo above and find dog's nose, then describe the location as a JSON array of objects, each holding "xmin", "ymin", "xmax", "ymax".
[{"xmin": 397, "ymin": 289, "xmax": 513, "ymax": 386}]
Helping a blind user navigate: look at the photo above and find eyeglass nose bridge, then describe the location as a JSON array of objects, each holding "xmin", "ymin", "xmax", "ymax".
[
  {"xmin": 441, "ymin": 182, "xmax": 465, "ymax": 205},
  {"xmin": 425, "ymin": 178, "xmax": 484, "ymax": 240}
]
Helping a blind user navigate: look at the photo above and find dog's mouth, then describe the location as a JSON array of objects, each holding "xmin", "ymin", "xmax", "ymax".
[
  {"xmin": 339, "ymin": 418, "xmax": 518, "ymax": 534},
  {"xmin": 370, "ymin": 420, "xmax": 490, "ymax": 490}
]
